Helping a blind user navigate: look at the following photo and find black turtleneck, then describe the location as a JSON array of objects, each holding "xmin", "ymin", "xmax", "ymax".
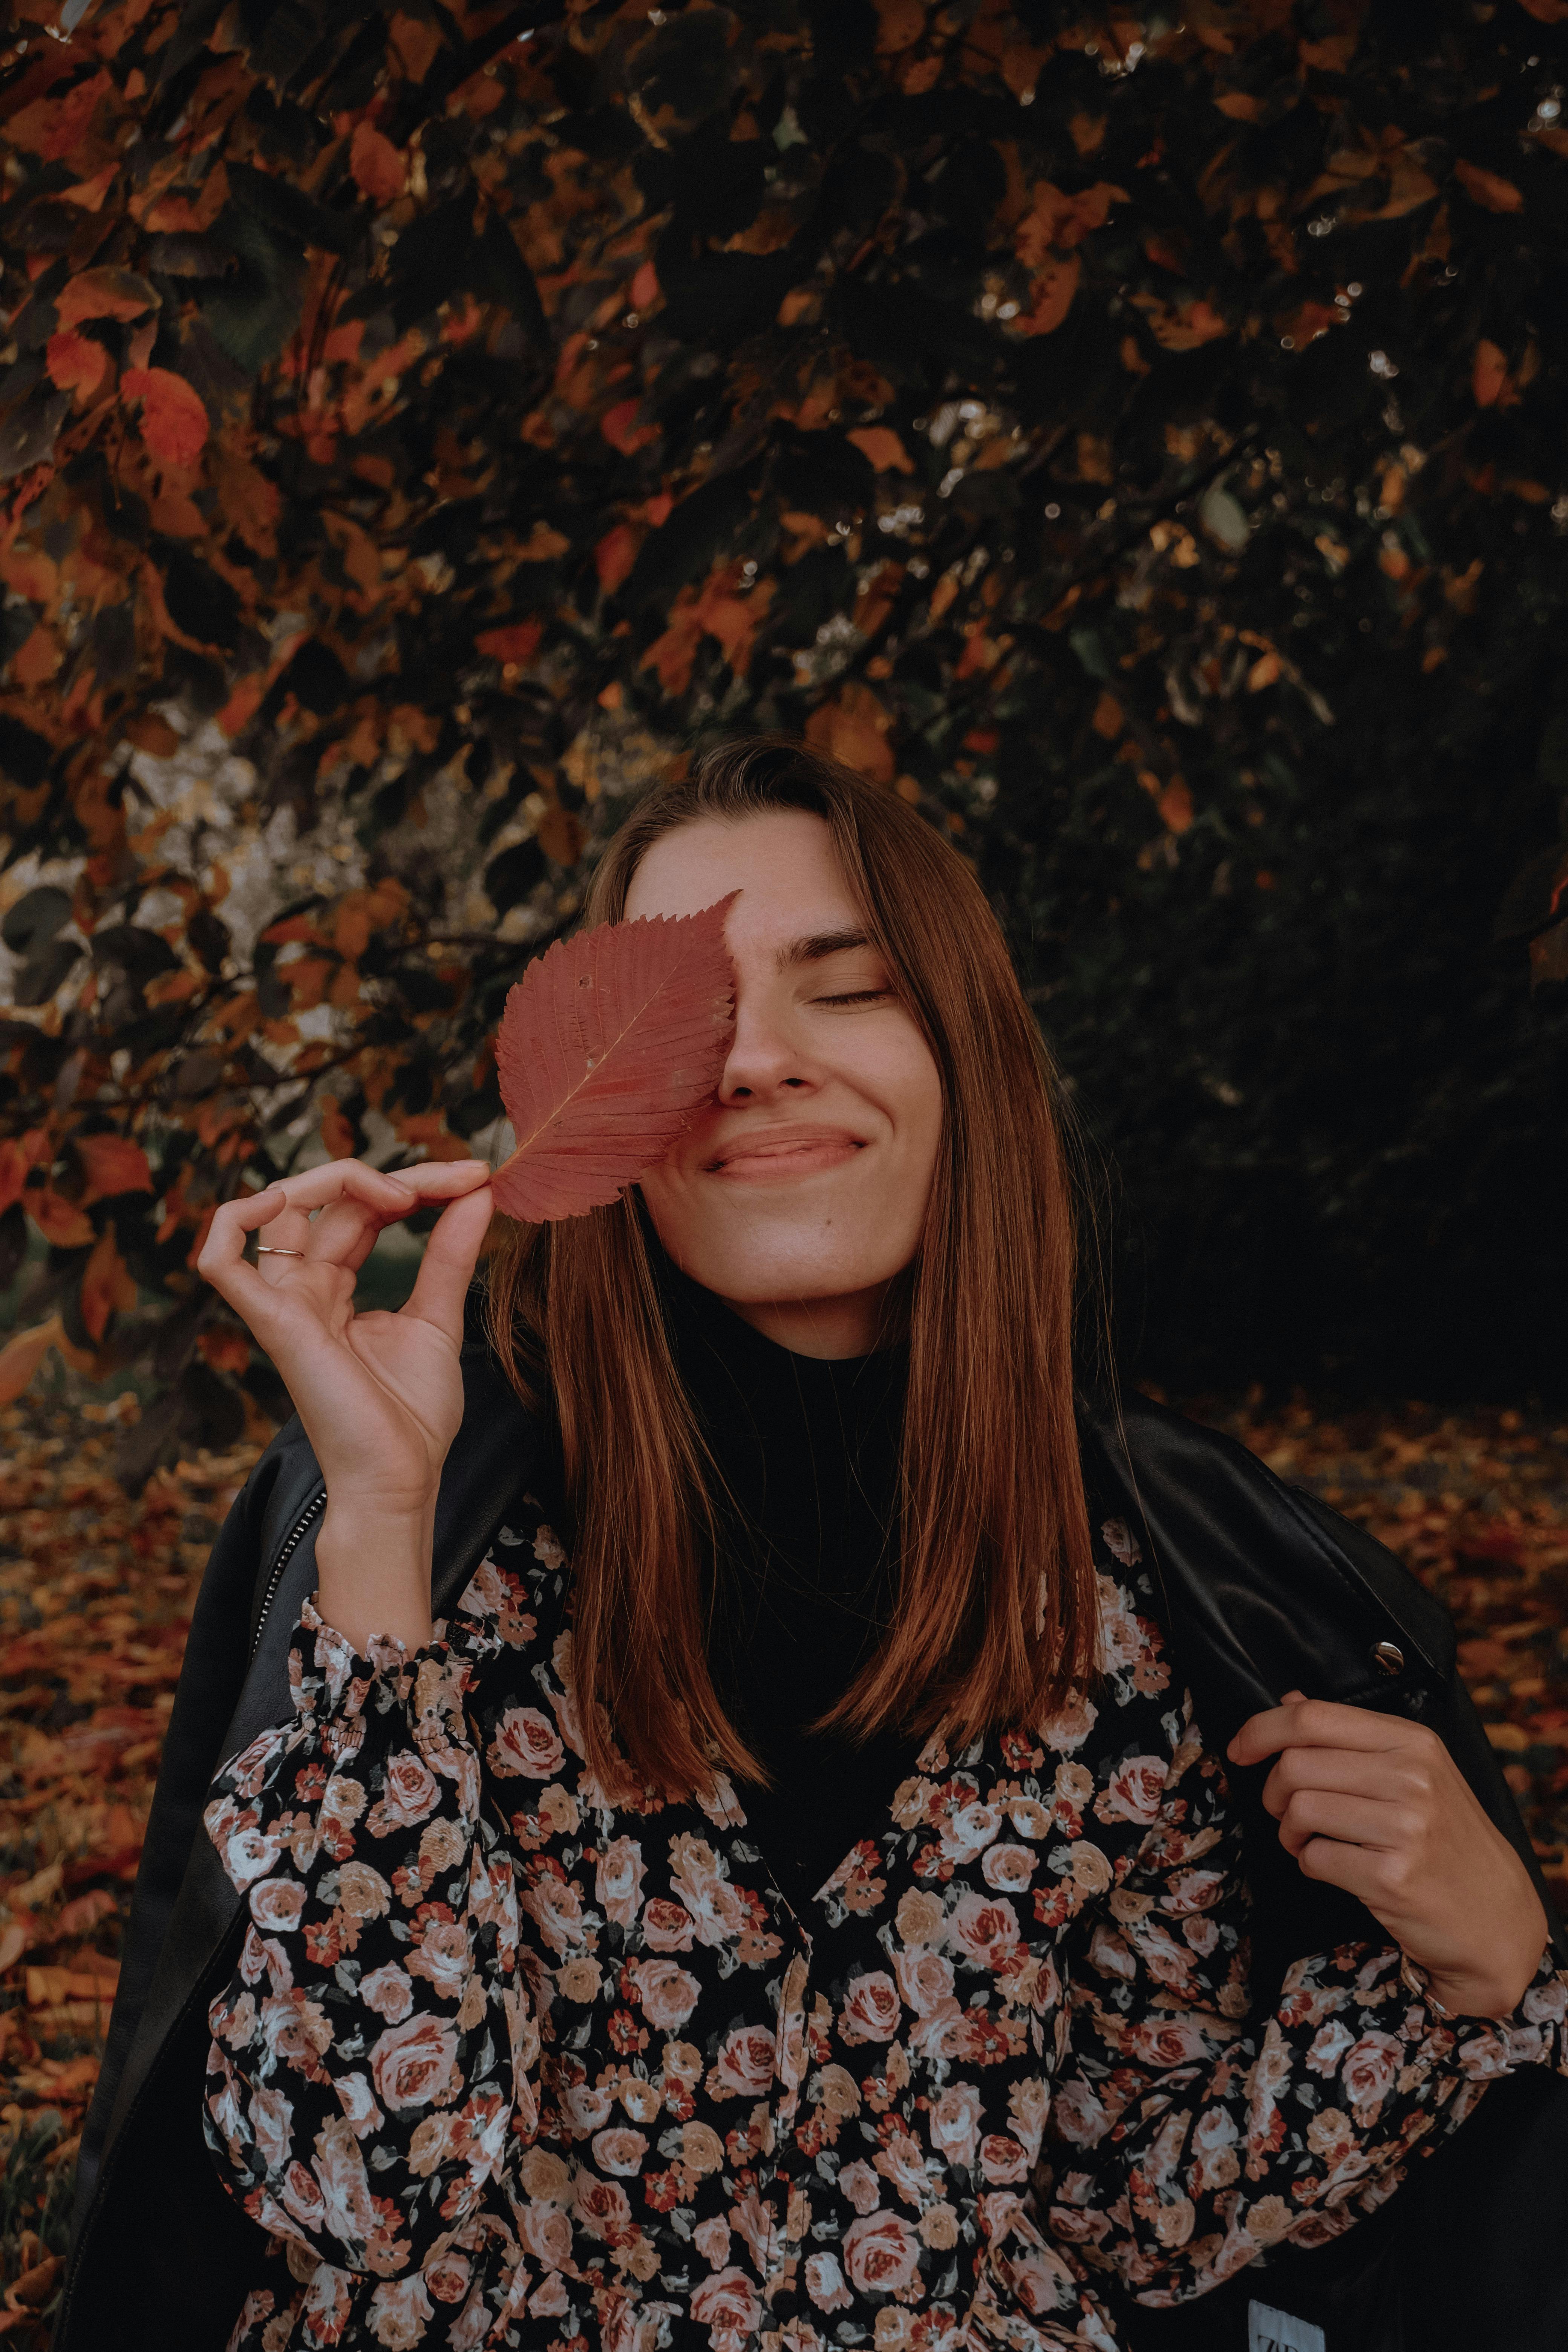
[{"xmin": 656, "ymin": 1257, "xmax": 915, "ymax": 1913}]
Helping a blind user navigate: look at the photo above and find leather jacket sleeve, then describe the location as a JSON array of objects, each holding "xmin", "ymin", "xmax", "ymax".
[{"xmin": 70, "ymin": 1421, "xmax": 322, "ymax": 2242}]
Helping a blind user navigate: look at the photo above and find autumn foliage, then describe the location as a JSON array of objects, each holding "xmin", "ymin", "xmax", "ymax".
[{"xmin": 2, "ymin": 0, "xmax": 1567, "ymax": 1462}]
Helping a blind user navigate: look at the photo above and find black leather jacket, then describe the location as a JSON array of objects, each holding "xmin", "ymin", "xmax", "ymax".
[{"xmin": 56, "ymin": 1334, "xmax": 1565, "ymax": 2352}]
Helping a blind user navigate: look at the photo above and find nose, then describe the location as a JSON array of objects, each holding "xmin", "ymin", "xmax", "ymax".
[{"xmin": 717, "ymin": 978, "xmax": 818, "ymax": 1104}]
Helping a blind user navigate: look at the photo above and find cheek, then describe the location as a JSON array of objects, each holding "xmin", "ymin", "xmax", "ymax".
[
  {"xmin": 636, "ymin": 1165, "xmax": 682, "ymax": 1270},
  {"xmin": 877, "ymin": 1030, "xmax": 945, "ymax": 1173}
]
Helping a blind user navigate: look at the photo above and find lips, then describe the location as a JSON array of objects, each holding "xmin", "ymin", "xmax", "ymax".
[{"xmin": 703, "ymin": 1124, "xmax": 867, "ymax": 1176}]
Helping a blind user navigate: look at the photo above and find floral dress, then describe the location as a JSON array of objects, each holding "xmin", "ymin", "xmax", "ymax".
[{"xmin": 202, "ymin": 1495, "xmax": 1568, "ymax": 2352}]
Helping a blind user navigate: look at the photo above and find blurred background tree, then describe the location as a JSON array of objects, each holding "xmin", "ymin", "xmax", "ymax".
[{"xmin": 1, "ymin": 0, "xmax": 1565, "ymax": 1478}]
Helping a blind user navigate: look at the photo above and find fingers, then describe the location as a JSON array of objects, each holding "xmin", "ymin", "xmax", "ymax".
[
  {"xmin": 196, "ymin": 1182, "xmax": 294, "ymax": 1322},
  {"xmin": 265, "ymin": 1158, "xmax": 455, "ymax": 1219},
  {"xmin": 260, "ymin": 1188, "xmax": 404, "ymax": 1273},
  {"xmin": 1228, "ymin": 1694, "xmax": 1419, "ymax": 1769},
  {"xmin": 1261, "ymin": 1737, "xmax": 1444, "ymax": 1822},
  {"xmin": 252, "ymin": 1162, "xmax": 416, "ymax": 1289},
  {"xmin": 280, "ymin": 1159, "xmax": 489, "ymax": 1276},
  {"xmin": 1275, "ymin": 1787, "xmax": 1416, "ymax": 1861},
  {"xmin": 199, "ymin": 1158, "xmax": 488, "ymax": 1326},
  {"xmin": 1293, "ymin": 1833, "xmax": 1403, "ymax": 1906},
  {"xmin": 402, "ymin": 1182, "xmax": 495, "ymax": 1338}
]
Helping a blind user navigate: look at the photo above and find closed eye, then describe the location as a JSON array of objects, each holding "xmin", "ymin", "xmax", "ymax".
[{"xmin": 812, "ymin": 988, "xmax": 893, "ymax": 1008}]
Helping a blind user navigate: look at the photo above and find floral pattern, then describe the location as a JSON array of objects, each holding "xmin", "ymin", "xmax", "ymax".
[{"xmin": 203, "ymin": 1502, "xmax": 1568, "ymax": 2351}]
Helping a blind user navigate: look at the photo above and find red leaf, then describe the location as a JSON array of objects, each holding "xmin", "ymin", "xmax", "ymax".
[
  {"xmin": 594, "ymin": 523, "xmax": 639, "ymax": 595},
  {"xmin": 76, "ymin": 1133, "xmax": 153, "ymax": 1202},
  {"xmin": 45, "ymin": 328, "xmax": 107, "ymax": 397},
  {"xmin": 493, "ymin": 897, "xmax": 737, "ymax": 1222},
  {"xmin": 29, "ymin": 1188, "xmax": 93, "ymax": 1249},
  {"xmin": 55, "ymin": 266, "xmax": 157, "ymax": 328},
  {"xmin": 1013, "ymin": 253, "xmax": 1081, "ymax": 338},
  {"xmin": 0, "ymin": 1317, "xmax": 63, "ymax": 1409},
  {"xmin": 601, "ymin": 397, "xmax": 659, "ymax": 456},
  {"xmin": 1454, "ymin": 160, "xmax": 1524, "ymax": 213},
  {"xmin": 80, "ymin": 1229, "xmax": 135, "ymax": 1344},
  {"xmin": 475, "ymin": 620, "xmax": 543, "ymax": 666},
  {"xmin": 122, "ymin": 367, "xmax": 210, "ymax": 465},
  {"xmin": 351, "ymin": 121, "xmax": 407, "ymax": 205},
  {"xmin": 1473, "ymin": 338, "xmax": 1512, "ymax": 408}
]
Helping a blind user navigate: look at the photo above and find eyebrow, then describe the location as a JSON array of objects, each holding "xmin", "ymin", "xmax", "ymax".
[{"xmin": 775, "ymin": 928, "xmax": 876, "ymax": 974}]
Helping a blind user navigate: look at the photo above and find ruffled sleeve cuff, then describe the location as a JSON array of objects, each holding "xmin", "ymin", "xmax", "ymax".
[
  {"xmin": 1398, "ymin": 1942, "xmax": 1568, "ymax": 2058},
  {"xmin": 288, "ymin": 1593, "xmax": 502, "ymax": 1753}
]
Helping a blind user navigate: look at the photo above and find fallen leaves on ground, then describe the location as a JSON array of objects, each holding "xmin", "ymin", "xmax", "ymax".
[
  {"xmin": 0, "ymin": 1386, "xmax": 260, "ymax": 2339},
  {"xmin": 2, "ymin": 1385, "xmax": 1566, "ymax": 2327}
]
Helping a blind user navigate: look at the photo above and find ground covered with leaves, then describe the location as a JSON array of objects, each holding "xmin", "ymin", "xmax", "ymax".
[
  {"xmin": 0, "ymin": 1386, "xmax": 257, "ymax": 2340},
  {"xmin": 2, "ymin": 1385, "xmax": 1567, "ymax": 2336}
]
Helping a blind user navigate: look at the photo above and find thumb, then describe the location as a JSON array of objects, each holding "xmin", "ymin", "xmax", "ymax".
[{"xmin": 402, "ymin": 1182, "xmax": 495, "ymax": 1339}]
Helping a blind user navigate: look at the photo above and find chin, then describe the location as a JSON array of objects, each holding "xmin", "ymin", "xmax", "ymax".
[
  {"xmin": 643, "ymin": 1173, "xmax": 920, "ymax": 1304},
  {"xmin": 683, "ymin": 1246, "xmax": 878, "ymax": 1305},
  {"xmin": 654, "ymin": 1215, "xmax": 888, "ymax": 1305},
  {"xmin": 706, "ymin": 1268, "xmax": 874, "ymax": 1307}
]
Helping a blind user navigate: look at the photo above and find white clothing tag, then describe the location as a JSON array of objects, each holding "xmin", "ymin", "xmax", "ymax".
[{"xmin": 1248, "ymin": 2304, "xmax": 1326, "ymax": 2352}]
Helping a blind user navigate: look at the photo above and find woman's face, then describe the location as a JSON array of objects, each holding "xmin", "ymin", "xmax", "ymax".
[{"xmin": 625, "ymin": 810, "xmax": 944, "ymax": 1358}]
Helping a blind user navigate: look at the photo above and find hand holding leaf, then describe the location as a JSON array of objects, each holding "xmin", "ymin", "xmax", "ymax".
[{"xmin": 193, "ymin": 900, "xmax": 736, "ymax": 1654}]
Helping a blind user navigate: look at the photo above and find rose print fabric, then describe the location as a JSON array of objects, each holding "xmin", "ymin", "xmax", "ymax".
[{"xmin": 202, "ymin": 1502, "xmax": 1568, "ymax": 2351}]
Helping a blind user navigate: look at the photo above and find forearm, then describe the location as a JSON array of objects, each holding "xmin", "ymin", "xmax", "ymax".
[
  {"xmin": 315, "ymin": 1494, "xmax": 436, "ymax": 1653},
  {"xmin": 1053, "ymin": 1939, "xmax": 1567, "ymax": 2303},
  {"xmin": 203, "ymin": 1600, "xmax": 525, "ymax": 2271},
  {"xmin": 1046, "ymin": 1697, "xmax": 1567, "ymax": 2303}
]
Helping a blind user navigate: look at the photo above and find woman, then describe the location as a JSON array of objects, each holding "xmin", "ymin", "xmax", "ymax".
[{"xmin": 187, "ymin": 738, "xmax": 1559, "ymax": 2350}]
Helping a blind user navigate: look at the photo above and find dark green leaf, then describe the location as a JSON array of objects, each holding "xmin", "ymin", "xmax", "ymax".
[
  {"xmin": 484, "ymin": 837, "xmax": 547, "ymax": 911},
  {"xmin": 2, "ymin": 887, "xmax": 72, "ymax": 957},
  {"xmin": 202, "ymin": 209, "xmax": 306, "ymax": 372}
]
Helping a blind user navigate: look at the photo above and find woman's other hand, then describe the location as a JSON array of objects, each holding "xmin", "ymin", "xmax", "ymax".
[
  {"xmin": 1228, "ymin": 1690, "xmax": 1550, "ymax": 2018},
  {"xmin": 198, "ymin": 1158, "xmax": 493, "ymax": 1653}
]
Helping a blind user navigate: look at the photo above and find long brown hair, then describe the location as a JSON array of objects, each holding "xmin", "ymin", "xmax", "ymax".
[{"xmin": 487, "ymin": 737, "xmax": 1099, "ymax": 1799}]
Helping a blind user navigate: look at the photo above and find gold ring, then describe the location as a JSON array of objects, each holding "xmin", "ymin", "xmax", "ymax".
[{"xmin": 256, "ymin": 1245, "xmax": 307, "ymax": 1257}]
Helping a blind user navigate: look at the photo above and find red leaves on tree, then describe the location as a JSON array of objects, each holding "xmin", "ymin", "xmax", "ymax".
[
  {"xmin": 53, "ymin": 266, "xmax": 156, "ymax": 328},
  {"xmin": 121, "ymin": 368, "xmax": 208, "ymax": 465},
  {"xmin": 350, "ymin": 121, "xmax": 406, "ymax": 205},
  {"xmin": 492, "ymin": 897, "xmax": 737, "ymax": 1222},
  {"xmin": 75, "ymin": 1136, "xmax": 153, "ymax": 1203},
  {"xmin": 474, "ymin": 620, "xmax": 543, "ymax": 666},
  {"xmin": 44, "ymin": 331, "xmax": 107, "ymax": 399},
  {"xmin": 0, "ymin": 0, "xmax": 1564, "ymax": 1437},
  {"xmin": 1454, "ymin": 159, "xmax": 1524, "ymax": 213},
  {"xmin": 1473, "ymin": 339, "xmax": 1513, "ymax": 408},
  {"xmin": 80, "ymin": 1232, "xmax": 136, "ymax": 1345},
  {"xmin": 0, "ymin": 1133, "xmax": 49, "ymax": 1217}
]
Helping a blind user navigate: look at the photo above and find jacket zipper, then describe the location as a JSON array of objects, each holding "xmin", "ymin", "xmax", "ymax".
[{"xmin": 250, "ymin": 1487, "xmax": 326, "ymax": 1658}]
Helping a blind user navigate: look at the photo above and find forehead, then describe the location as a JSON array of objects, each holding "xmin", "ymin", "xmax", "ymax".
[{"xmin": 623, "ymin": 810, "xmax": 862, "ymax": 941}]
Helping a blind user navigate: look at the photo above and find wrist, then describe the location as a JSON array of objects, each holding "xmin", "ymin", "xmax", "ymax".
[
  {"xmin": 1414, "ymin": 1951, "xmax": 1542, "ymax": 2021},
  {"xmin": 317, "ymin": 1484, "xmax": 439, "ymax": 1532},
  {"xmin": 315, "ymin": 1494, "xmax": 435, "ymax": 1655}
]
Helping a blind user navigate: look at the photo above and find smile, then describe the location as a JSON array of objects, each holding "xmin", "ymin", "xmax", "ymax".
[{"xmin": 704, "ymin": 1125, "xmax": 868, "ymax": 1179}]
